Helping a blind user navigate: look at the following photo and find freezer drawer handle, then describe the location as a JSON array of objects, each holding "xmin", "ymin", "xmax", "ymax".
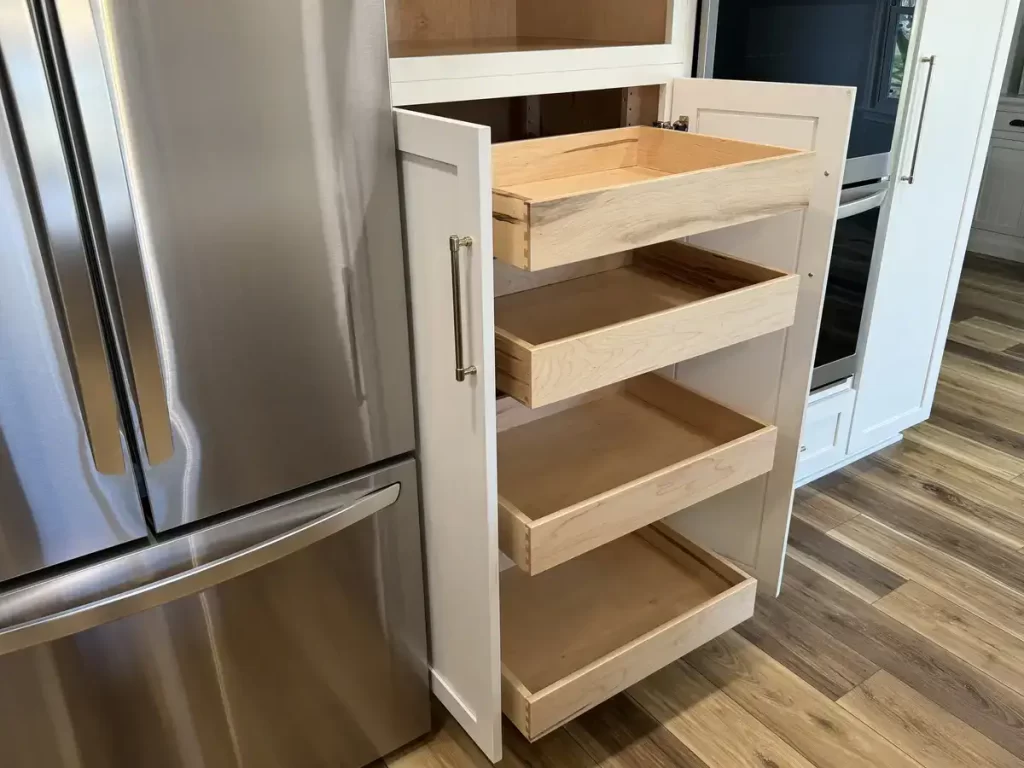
[
  {"xmin": 900, "ymin": 55, "xmax": 936, "ymax": 185},
  {"xmin": 449, "ymin": 235, "xmax": 477, "ymax": 382},
  {"xmin": 0, "ymin": 482, "xmax": 401, "ymax": 657}
]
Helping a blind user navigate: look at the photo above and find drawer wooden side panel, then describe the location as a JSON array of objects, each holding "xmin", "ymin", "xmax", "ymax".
[
  {"xmin": 523, "ymin": 151, "xmax": 814, "ymax": 270},
  {"xmin": 523, "ymin": 579, "xmax": 755, "ymax": 739},
  {"xmin": 493, "ymin": 193, "xmax": 530, "ymax": 270},
  {"xmin": 498, "ymin": 272, "xmax": 799, "ymax": 408},
  {"xmin": 499, "ymin": 426, "xmax": 777, "ymax": 575}
]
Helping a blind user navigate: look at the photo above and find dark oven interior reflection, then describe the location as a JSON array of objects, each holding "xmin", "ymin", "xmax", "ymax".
[{"xmin": 816, "ymin": 206, "xmax": 880, "ymax": 386}]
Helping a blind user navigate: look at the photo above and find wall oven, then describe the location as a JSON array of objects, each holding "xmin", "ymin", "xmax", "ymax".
[{"xmin": 696, "ymin": 0, "xmax": 917, "ymax": 388}]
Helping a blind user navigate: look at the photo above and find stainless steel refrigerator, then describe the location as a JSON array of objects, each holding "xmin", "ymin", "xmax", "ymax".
[{"xmin": 0, "ymin": 0, "xmax": 429, "ymax": 765}]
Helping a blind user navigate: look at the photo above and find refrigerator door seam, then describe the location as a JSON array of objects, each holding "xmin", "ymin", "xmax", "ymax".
[
  {"xmin": 38, "ymin": 0, "xmax": 174, "ymax": 469},
  {"xmin": 0, "ymin": 2, "xmax": 127, "ymax": 476}
]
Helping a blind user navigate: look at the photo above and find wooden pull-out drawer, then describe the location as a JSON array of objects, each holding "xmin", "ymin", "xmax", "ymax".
[
  {"xmin": 497, "ymin": 373, "xmax": 776, "ymax": 575},
  {"xmin": 500, "ymin": 523, "xmax": 756, "ymax": 741},
  {"xmin": 492, "ymin": 126, "xmax": 814, "ymax": 271},
  {"xmin": 495, "ymin": 242, "xmax": 800, "ymax": 408}
]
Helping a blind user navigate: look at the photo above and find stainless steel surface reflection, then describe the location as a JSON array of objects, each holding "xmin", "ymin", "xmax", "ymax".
[
  {"xmin": 0, "ymin": 460, "xmax": 430, "ymax": 768},
  {"xmin": 0, "ymin": 3, "xmax": 147, "ymax": 581},
  {"xmin": 51, "ymin": 0, "xmax": 415, "ymax": 530},
  {"xmin": 0, "ymin": 0, "xmax": 427, "ymax": 761}
]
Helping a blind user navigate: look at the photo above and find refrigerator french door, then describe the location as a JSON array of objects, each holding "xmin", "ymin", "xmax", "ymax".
[{"xmin": 0, "ymin": 0, "xmax": 427, "ymax": 764}]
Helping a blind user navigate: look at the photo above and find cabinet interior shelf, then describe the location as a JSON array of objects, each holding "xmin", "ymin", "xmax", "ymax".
[
  {"xmin": 390, "ymin": 36, "xmax": 643, "ymax": 58},
  {"xmin": 387, "ymin": 0, "xmax": 671, "ymax": 61}
]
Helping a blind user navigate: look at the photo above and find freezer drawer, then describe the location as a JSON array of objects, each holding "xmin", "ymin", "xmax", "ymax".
[{"xmin": 0, "ymin": 459, "xmax": 428, "ymax": 768}]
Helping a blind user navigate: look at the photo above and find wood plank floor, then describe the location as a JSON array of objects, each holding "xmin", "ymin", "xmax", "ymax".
[{"xmin": 389, "ymin": 252, "xmax": 1024, "ymax": 768}]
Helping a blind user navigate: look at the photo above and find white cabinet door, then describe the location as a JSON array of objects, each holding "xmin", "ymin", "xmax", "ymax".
[
  {"xmin": 848, "ymin": 0, "xmax": 1020, "ymax": 454},
  {"xmin": 973, "ymin": 138, "xmax": 1024, "ymax": 236},
  {"xmin": 394, "ymin": 109, "xmax": 502, "ymax": 762},
  {"xmin": 795, "ymin": 382, "xmax": 857, "ymax": 486},
  {"xmin": 664, "ymin": 79, "xmax": 854, "ymax": 595}
]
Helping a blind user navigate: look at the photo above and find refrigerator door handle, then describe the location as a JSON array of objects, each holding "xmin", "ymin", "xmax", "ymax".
[
  {"xmin": 0, "ymin": 2, "xmax": 125, "ymax": 476},
  {"xmin": 39, "ymin": 0, "xmax": 174, "ymax": 468},
  {"xmin": 0, "ymin": 481, "xmax": 401, "ymax": 657}
]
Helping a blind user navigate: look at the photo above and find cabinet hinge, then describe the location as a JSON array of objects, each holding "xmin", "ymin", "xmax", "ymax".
[{"xmin": 653, "ymin": 116, "xmax": 689, "ymax": 132}]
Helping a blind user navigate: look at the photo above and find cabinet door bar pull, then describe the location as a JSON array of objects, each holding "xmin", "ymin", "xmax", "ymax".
[
  {"xmin": 448, "ymin": 235, "xmax": 477, "ymax": 382},
  {"xmin": 901, "ymin": 55, "xmax": 936, "ymax": 185}
]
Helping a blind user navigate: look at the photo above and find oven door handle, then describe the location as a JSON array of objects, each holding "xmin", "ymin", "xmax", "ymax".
[{"xmin": 837, "ymin": 186, "xmax": 888, "ymax": 220}]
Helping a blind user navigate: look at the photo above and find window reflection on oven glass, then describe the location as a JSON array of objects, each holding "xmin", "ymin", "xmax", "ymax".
[{"xmin": 816, "ymin": 207, "xmax": 881, "ymax": 372}]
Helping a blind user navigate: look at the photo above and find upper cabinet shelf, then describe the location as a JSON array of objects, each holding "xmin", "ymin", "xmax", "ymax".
[
  {"xmin": 390, "ymin": 36, "xmax": 627, "ymax": 58},
  {"xmin": 492, "ymin": 127, "xmax": 815, "ymax": 271},
  {"xmin": 386, "ymin": 0, "xmax": 692, "ymax": 104}
]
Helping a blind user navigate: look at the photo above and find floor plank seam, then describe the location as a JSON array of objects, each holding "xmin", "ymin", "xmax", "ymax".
[
  {"xmin": 785, "ymin": 549, "xmax": 1024, "ymax": 757},
  {"xmin": 828, "ymin": 512, "xmax": 1024, "ymax": 604},
  {"xmin": 688, "ymin": 643, "xmax": 930, "ymax": 768},
  {"xmin": 877, "ymin": 579, "xmax": 1024, "ymax": 704},
  {"xmin": 832, "ymin": 671, "xmax": 936, "ymax": 766},
  {"xmin": 672, "ymin": 659, "xmax": 834, "ymax": 768},
  {"xmin": 834, "ymin": 668, "xmax": 1024, "ymax": 768}
]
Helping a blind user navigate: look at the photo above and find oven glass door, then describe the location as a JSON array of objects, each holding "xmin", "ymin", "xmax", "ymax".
[{"xmin": 814, "ymin": 202, "xmax": 882, "ymax": 388}]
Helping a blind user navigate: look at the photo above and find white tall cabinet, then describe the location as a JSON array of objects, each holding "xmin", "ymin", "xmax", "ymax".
[
  {"xmin": 968, "ymin": 99, "xmax": 1024, "ymax": 260},
  {"xmin": 848, "ymin": 0, "xmax": 1021, "ymax": 454},
  {"xmin": 968, "ymin": 4, "xmax": 1024, "ymax": 261},
  {"xmin": 386, "ymin": 0, "xmax": 852, "ymax": 760},
  {"xmin": 795, "ymin": 0, "xmax": 1021, "ymax": 484}
]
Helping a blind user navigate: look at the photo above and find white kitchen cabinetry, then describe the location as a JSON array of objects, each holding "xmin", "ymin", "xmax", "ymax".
[
  {"xmin": 396, "ymin": 111, "xmax": 503, "ymax": 758},
  {"xmin": 380, "ymin": 0, "xmax": 851, "ymax": 761},
  {"xmin": 974, "ymin": 139, "xmax": 1024, "ymax": 236},
  {"xmin": 387, "ymin": 0, "xmax": 1024, "ymax": 756},
  {"xmin": 796, "ymin": 380, "xmax": 856, "ymax": 485},
  {"xmin": 848, "ymin": 0, "xmax": 1021, "ymax": 454},
  {"xmin": 969, "ymin": 99, "xmax": 1024, "ymax": 261},
  {"xmin": 387, "ymin": 2, "xmax": 851, "ymax": 760},
  {"xmin": 664, "ymin": 78, "xmax": 852, "ymax": 594}
]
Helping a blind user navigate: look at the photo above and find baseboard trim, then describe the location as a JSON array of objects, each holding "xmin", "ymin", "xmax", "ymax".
[
  {"xmin": 968, "ymin": 227, "xmax": 1024, "ymax": 263},
  {"xmin": 795, "ymin": 433, "xmax": 903, "ymax": 488}
]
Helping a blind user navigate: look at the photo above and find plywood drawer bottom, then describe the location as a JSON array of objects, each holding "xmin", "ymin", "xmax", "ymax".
[{"xmin": 500, "ymin": 524, "xmax": 756, "ymax": 741}]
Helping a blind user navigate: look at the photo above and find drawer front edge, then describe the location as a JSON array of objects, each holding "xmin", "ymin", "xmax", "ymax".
[
  {"xmin": 522, "ymin": 576, "xmax": 757, "ymax": 740},
  {"xmin": 493, "ymin": 193, "xmax": 531, "ymax": 269},
  {"xmin": 522, "ymin": 427, "xmax": 778, "ymax": 574},
  {"xmin": 528, "ymin": 152, "xmax": 815, "ymax": 269},
  {"xmin": 527, "ymin": 275, "xmax": 800, "ymax": 407}
]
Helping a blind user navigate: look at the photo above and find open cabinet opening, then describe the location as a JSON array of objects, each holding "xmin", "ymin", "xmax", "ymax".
[
  {"xmin": 385, "ymin": 0, "xmax": 671, "ymax": 58},
  {"xmin": 405, "ymin": 87, "xmax": 661, "ymax": 142}
]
